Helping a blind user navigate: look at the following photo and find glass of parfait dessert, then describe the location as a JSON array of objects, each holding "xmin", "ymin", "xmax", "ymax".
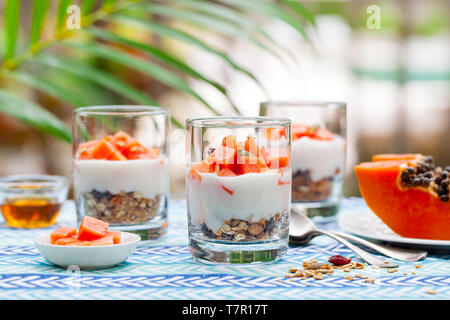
[
  {"xmin": 73, "ymin": 106, "xmax": 170, "ymax": 240},
  {"xmin": 260, "ymin": 101, "xmax": 346, "ymax": 219},
  {"xmin": 186, "ymin": 116, "xmax": 292, "ymax": 264}
]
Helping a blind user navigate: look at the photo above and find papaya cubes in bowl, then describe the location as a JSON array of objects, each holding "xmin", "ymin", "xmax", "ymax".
[{"xmin": 50, "ymin": 216, "xmax": 121, "ymax": 246}]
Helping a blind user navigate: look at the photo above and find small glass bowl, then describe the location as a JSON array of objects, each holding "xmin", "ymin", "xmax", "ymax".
[{"xmin": 0, "ymin": 175, "xmax": 69, "ymax": 228}]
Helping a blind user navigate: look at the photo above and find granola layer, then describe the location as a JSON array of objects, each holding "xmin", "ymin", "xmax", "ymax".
[
  {"xmin": 292, "ymin": 169, "xmax": 335, "ymax": 202},
  {"xmin": 81, "ymin": 190, "xmax": 161, "ymax": 224},
  {"xmin": 200, "ymin": 211, "xmax": 288, "ymax": 242}
]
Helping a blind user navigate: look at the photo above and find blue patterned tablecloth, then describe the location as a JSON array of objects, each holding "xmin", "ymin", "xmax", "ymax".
[{"xmin": 0, "ymin": 198, "xmax": 448, "ymax": 300}]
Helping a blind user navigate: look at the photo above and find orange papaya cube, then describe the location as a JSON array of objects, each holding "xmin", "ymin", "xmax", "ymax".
[
  {"xmin": 236, "ymin": 153, "xmax": 269, "ymax": 175},
  {"xmin": 107, "ymin": 148, "xmax": 127, "ymax": 161},
  {"xmin": 209, "ymin": 146, "xmax": 236, "ymax": 171},
  {"xmin": 188, "ymin": 160, "xmax": 215, "ymax": 182},
  {"xmin": 266, "ymin": 148, "xmax": 290, "ymax": 169},
  {"xmin": 77, "ymin": 216, "xmax": 109, "ymax": 241},
  {"xmin": 110, "ymin": 131, "xmax": 136, "ymax": 151},
  {"xmin": 291, "ymin": 124, "xmax": 334, "ymax": 141},
  {"xmin": 135, "ymin": 147, "xmax": 161, "ymax": 160},
  {"xmin": 106, "ymin": 231, "xmax": 121, "ymax": 244},
  {"xmin": 90, "ymin": 234, "xmax": 114, "ymax": 246},
  {"xmin": 263, "ymin": 128, "xmax": 287, "ymax": 140},
  {"xmin": 217, "ymin": 168, "xmax": 237, "ymax": 177},
  {"xmin": 260, "ymin": 146, "xmax": 271, "ymax": 167},
  {"xmin": 50, "ymin": 227, "xmax": 77, "ymax": 244},
  {"xmin": 76, "ymin": 140, "xmax": 99, "ymax": 160},
  {"xmin": 54, "ymin": 236, "xmax": 90, "ymax": 246},
  {"xmin": 122, "ymin": 141, "xmax": 149, "ymax": 159},
  {"xmin": 89, "ymin": 140, "xmax": 118, "ymax": 160},
  {"xmin": 372, "ymin": 154, "xmax": 422, "ymax": 162},
  {"xmin": 244, "ymin": 136, "xmax": 259, "ymax": 156},
  {"xmin": 65, "ymin": 240, "xmax": 91, "ymax": 246},
  {"xmin": 222, "ymin": 135, "xmax": 237, "ymax": 150}
]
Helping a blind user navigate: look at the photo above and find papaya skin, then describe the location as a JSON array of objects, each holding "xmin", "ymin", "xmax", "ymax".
[{"xmin": 355, "ymin": 160, "xmax": 450, "ymax": 240}]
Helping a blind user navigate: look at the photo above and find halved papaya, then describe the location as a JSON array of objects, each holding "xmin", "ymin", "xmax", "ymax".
[{"xmin": 355, "ymin": 156, "xmax": 450, "ymax": 240}]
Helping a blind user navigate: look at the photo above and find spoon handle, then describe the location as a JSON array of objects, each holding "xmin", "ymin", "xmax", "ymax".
[
  {"xmin": 317, "ymin": 230, "xmax": 398, "ymax": 268},
  {"xmin": 332, "ymin": 231, "xmax": 427, "ymax": 262}
]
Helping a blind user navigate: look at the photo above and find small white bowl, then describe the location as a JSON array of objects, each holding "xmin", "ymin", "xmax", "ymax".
[{"xmin": 34, "ymin": 232, "xmax": 140, "ymax": 270}]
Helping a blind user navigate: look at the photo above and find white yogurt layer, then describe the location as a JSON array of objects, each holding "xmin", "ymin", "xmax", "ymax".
[
  {"xmin": 73, "ymin": 156, "xmax": 170, "ymax": 199},
  {"xmin": 291, "ymin": 136, "xmax": 346, "ymax": 182},
  {"xmin": 187, "ymin": 170, "xmax": 291, "ymax": 231}
]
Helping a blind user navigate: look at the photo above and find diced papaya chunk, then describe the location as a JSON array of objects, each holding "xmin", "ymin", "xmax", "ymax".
[
  {"xmin": 89, "ymin": 140, "xmax": 119, "ymax": 160},
  {"xmin": 222, "ymin": 135, "xmax": 237, "ymax": 150},
  {"xmin": 236, "ymin": 153, "xmax": 269, "ymax": 174},
  {"xmin": 50, "ymin": 227, "xmax": 77, "ymax": 244},
  {"xmin": 134, "ymin": 147, "xmax": 160, "ymax": 160},
  {"xmin": 265, "ymin": 148, "xmax": 290, "ymax": 169},
  {"xmin": 76, "ymin": 140, "xmax": 99, "ymax": 160},
  {"xmin": 209, "ymin": 146, "xmax": 236, "ymax": 171},
  {"xmin": 263, "ymin": 128, "xmax": 287, "ymax": 140},
  {"xmin": 65, "ymin": 240, "xmax": 91, "ymax": 246},
  {"xmin": 90, "ymin": 234, "xmax": 114, "ymax": 246},
  {"xmin": 106, "ymin": 231, "xmax": 121, "ymax": 244},
  {"xmin": 189, "ymin": 160, "xmax": 215, "ymax": 182},
  {"xmin": 122, "ymin": 141, "xmax": 149, "ymax": 159},
  {"xmin": 77, "ymin": 216, "xmax": 109, "ymax": 241},
  {"xmin": 244, "ymin": 136, "xmax": 259, "ymax": 157},
  {"xmin": 292, "ymin": 124, "xmax": 334, "ymax": 141},
  {"xmin": 107, "ymin": 149, "xmax": 127, "ymax": 161},
  {"xmin": 54, "ymin": 236, "xmax": 90, "ymax": 246},
  {"xmin": 110, "ymin": 131, "xmax": 136, "ymax": 151},
  {"xmin": 217, "ymin": 168, "xmax": 237, "ymax": 177}
]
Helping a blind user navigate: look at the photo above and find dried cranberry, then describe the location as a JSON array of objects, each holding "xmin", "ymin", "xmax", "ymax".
[{"xmin": 328, "ymin": 255, "xmax": 351, "ymax": 266}]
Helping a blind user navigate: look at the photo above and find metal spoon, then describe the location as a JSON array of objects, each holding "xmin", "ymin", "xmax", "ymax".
[
  {"xmin": 290, "ymin": 208, "xmax": 399, "ymax": 268},
  {"xmin": 332, "ymin": 231, "xmax": 427, "ymax": 262}
]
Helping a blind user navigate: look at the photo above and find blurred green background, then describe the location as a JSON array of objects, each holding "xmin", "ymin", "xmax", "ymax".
[{"xmin": 0, "ymin": 0, "xmax": 449, "ymax": 198}]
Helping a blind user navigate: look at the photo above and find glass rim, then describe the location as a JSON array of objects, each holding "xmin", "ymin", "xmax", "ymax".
[
  {"xmin": 74, "ymin": 105, "xmax": 169, "ymax": 116},
  {"xmin": 186, "ymin": 116, "xmax": 291, "ymax": 128},
  {"xmin": 260, "ymin": 101, "xmax": 346, "ymax": 109},
  {"xmin": 0, "ymin": 175, "xmax": 69, "ymax": 190}
]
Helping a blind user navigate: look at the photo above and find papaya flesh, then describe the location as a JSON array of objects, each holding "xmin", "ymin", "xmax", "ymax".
[{"xmin": 355, "ymin": 156, "xmax": 450, "ymax": 240}]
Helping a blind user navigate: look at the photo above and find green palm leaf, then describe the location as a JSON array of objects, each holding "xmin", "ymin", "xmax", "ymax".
[
  {"xmin": 7, "ymin": 70, "xmax": 89, "ymax": 107},
  {"xmin": 0, "ymin": 0, "xmax": 312, "ymax": 142},
  {"xmin": 85, "ymin": 26, "xmax": 240, "ymax": 114},
  {"xmin": 56, "ymin": 0, "xmax": 73, "ymax": 31},
  {"xmin": 111, "ymin": 13, "xmax": 268, "ymax": 94},
  {"xmin": 129, "ymin": 2, "xmax": 286, "ymax": 63},
  {"xmin": 3, "ymin": 0, "xmax": 21, "ymax": 61},
  {"xmin": 30, "ymin": 0, "xmax": 50, "ymax": 46},
  {"xmin": 62, "ymin": 40, "xmax": 219, "ymax": 116},
  {"xmin": 34, "ymin": 54, "xmax": 183, "ymax": 128},
  {"xmin": 0, "ymin": 89, "xmax": 71, "ymax": 142}
]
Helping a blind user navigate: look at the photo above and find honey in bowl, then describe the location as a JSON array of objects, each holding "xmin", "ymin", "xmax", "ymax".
[
  {"xmin": 0, "ymin": 175, "xmax": 69, "ymax": 229},
  {"xmin": 1, "ymin": 198, "xmax": 62, "ymax": 228}
]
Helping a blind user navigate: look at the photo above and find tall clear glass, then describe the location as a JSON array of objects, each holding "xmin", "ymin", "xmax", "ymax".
[
  {"xmin": 186, "ymin": 116, "xmax": 292, "ymax": 264},
  {"xmin": 73, "ymin": 106, "xmax": 170, "ymax": 240},
  {"xmin": 260, "ymin": 101, "xmax": 347, "ymax": 219}
]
